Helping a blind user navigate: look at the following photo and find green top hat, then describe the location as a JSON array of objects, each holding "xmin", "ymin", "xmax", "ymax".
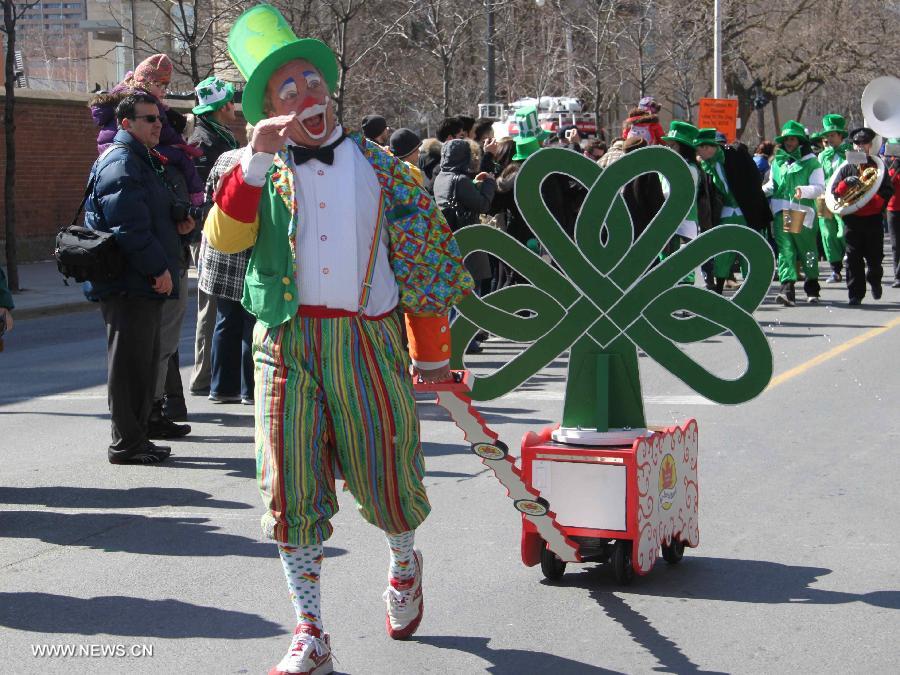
[
  {"xmin": 811, "ymin": 113, "xmax": 848, "ymax": 141},
  {"xmin": 192, "ymin": 76, "xmax": 235, "ymax": 116},
  {"xmin": 514, "ymin": 105, "xmax": 553, "ymax": 141},
  {"xmin": 694, "ymin": 127, "xmax": 719, "ymax": 147},
  {"xmin": 227, "ymin": 4, "xmax": 339, "ymax": 125},
  {"xmin": 775, "ymin": 119, "xmax": 809, "ymax": 145},
  {"xmin": 660, "ymin": 121, "xmax": 699, "ymax": 148},
  {"xmin": 512, "ymin": 135, "xmax": 542, "ymax": 161}
]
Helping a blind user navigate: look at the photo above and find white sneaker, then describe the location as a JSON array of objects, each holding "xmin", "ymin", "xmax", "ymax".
[
  {"xmin": 383, "ymin": 550, "xmax": 424, "ymax": 640},
  {"xmin": 269, "ymin": 624, "xmax": 333, "ymax": 675}
]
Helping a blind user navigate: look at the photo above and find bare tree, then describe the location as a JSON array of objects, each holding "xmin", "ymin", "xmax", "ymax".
[{"xmin": 2, "ymin": 0, "xmax": 42, "ymax": 291}]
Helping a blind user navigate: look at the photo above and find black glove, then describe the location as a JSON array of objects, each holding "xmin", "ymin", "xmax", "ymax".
[{"xmin": 844, "ymin": 175, "xmax": 861, "ymax": 187}]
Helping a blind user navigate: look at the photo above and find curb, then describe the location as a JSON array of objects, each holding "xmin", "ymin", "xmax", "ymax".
[
  {"xmin": 14, "ymin": 278, "xmax": 200, "ymax": 321},
  {"xmin": 16, "ymin": 301, "xmax": 97, "ymax": 320}
]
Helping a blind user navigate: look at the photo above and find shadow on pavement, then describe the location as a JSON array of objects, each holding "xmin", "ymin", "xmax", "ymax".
[
  {"xmin": 0, "ymin": 486, "xmax": 252, "ymax": 510},
  {"xmin": 188, "ymin": 411, "xmax": 255, "ymax": 428},
  {"xmin": 422, "ymin": 441, "xmax": 471, "ymax": 458},
  {"xmin": 542, "ymin": 556, "xmax": 900, "ymax": 673},
  {"xmin": 158, "ymin": 455, "xmax": 256, "ymax": 479},
  {"xmin": 0, "ymin": 592, "xmax": 283, "ymax": 638},
  {"xmin": 0, "ymin": 511, "xmax": 349, "ymax": 559},
  {"xmin": 415, "ymin": 635, "xmax": 620, "ymax": 674},
  {"xmin": 568, "ymin": 556, "xmax": 900, "ymax": 609}
]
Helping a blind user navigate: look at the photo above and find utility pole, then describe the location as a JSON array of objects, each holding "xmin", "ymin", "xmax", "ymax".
[
  {"xmin": 486, "ymin": 0, "xmax": 495, "ymax": 104},
  {"xmin": 713, "ymin": 0, "xmax": 723, "ymax": 98}
]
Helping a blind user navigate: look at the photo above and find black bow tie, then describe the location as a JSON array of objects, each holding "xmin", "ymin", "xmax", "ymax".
[{"xmin": 290, "ymin": 133, "xmax": 347, "ymax": 166}]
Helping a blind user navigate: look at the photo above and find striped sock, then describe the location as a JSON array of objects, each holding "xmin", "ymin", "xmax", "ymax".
[
  {"xmin": 277, "ymin": 543, "xmax": 323, "ymax": 630},
  {"xmin": 387, "ymin": 530, "xmax": 416, "ymax": 581}
]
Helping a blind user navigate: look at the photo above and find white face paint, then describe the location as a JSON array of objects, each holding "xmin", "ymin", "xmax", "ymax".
[
  {"xmin": 277, "ymin": 78, "xmax": 299, "ymax": 102},
  {"xmin": 298, "ymin": 103, "xmax": 329, "ymax": 140}
]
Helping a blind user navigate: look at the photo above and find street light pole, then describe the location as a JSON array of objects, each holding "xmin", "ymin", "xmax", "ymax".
[
  {"xmin": 713, "ymin": 0, "xmax": 723, "ymax": 98},
  {"xmin": 486, "ymin": 0, "xmax": 495, "ymax": 104}
]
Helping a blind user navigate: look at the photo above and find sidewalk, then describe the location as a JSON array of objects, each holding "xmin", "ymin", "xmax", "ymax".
[{"xmin": 7, "ymin": 261, "xmax": 198, "ymax": 320}]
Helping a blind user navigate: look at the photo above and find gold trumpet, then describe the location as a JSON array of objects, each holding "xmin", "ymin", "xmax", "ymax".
[{"xmin": 833, "ymin": 167, "xmax": 879, "ymax": 211}]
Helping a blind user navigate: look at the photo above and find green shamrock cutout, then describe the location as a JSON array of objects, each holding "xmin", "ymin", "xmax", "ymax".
[{"xmin": 450, "ymin": 147, "xmax": 774, "ymax": 431}]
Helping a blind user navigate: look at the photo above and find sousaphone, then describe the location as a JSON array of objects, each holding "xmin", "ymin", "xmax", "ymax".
[{"xmin": 824, "ymin": 76, "xmax": 900, "ymax": 216}]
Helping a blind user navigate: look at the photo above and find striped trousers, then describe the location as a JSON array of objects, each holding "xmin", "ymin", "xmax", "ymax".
[{"xmin": 253, "ymin": 310, "xmax": 430, "ymax": 545}]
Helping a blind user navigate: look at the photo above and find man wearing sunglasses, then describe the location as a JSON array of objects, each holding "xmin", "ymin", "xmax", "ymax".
[{"xmin": 82, "ymin": 92, "xmax": 195, "ymax": 465}]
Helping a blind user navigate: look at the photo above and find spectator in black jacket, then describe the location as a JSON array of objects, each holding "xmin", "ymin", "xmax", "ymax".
[
  {"xmin": 434, "ymin": 139, "xmax": 496, "ymax": 353},
  {"xmin": 187, "ymin": 76, "xmax": 238, "ymax": 401},
  {"xmin": 83, "ymin": 93, "xmax": 196, "ymax": 464}
]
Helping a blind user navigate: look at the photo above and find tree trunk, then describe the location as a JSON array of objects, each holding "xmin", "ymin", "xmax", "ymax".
[
  {"xmin": 4, "ymin": 2, "xmax": 20, "ymax": 291},
  {"xmin": 771, "ymin": 97, "xmax": 781, "ymax": 135},
  {"xmin": 441, "ymin": 56, "xmax": 451, "ymax": 118}
]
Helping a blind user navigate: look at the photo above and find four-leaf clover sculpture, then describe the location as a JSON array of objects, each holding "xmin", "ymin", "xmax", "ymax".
[{"xmin": 449, "ymin": 147, "xmax": 775, "ymax": 432}]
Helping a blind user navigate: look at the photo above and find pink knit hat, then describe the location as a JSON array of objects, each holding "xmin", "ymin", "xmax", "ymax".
[{"xmin": 133, "ymin": 54, "xmax": 173, "ymax": 86}]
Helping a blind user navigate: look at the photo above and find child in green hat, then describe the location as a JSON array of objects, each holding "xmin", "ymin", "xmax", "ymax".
[
  {"xmin": 205, "ymin": 6, "xmax": 474, "ymax": 673},
  {"xmin": 813, "ymin": 114, "xmax": 851, "ymax": 282}
]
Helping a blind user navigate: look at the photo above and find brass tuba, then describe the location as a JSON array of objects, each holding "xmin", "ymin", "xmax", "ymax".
[
  {"xmin": 823, "ymin": 77, "xmax": 898, "ymax": 216},
  {"xmin": 831, "ymin": 166, "xmax": 880, "ymax": 212}
]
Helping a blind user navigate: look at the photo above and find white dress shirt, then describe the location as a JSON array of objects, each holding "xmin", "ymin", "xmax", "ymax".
[{"xmin": 240, "ymin": 125, "xmax": 398, "ymax": 316}]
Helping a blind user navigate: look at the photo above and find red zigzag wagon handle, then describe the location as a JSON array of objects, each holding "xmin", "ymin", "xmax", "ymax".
[{"xmin": 416, "ymin": 371, "xmax": 581, "ymax": 563}]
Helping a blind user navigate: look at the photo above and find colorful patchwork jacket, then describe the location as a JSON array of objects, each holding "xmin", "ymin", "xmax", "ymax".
[{"xmin": 205, "ymin": 132, "xmax": 474, "ymax": 363}]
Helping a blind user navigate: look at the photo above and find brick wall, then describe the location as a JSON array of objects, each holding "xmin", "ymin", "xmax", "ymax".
[{"xmin": 0, "ymin": 90, "xmax": 247, "ymax": 263}]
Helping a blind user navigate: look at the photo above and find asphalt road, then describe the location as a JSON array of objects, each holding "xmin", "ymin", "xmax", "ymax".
[{"xmin": 1, "ymin": 278, "xmax": 899, "ymax": 674}]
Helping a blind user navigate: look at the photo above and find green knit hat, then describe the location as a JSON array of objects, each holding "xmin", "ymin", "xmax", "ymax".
[
  {"xmin": 227, "ymin": 4, "xmax": 338, "ymax": 125},
  {"xmin": 660, "ymin": 121, "xmax": 699, "ymax": 148},
  {"xmin": 775, "ymin": 119, "xmax": 809, "ymax": 145},
  {"xmin": 512, "ymin": 135, "xmax": 542, "ymax": 161},
  {"xmin": 811, "ymin": 114, "xmax": 848, "ymax": 141},
  {"xmin": 192, "ymin": 76, "xmax": 235, "ymax": 115},
  {"xmin": 694, "ymin": 127, "xmax": 719, "ymax": 147},
  {"xmin": 514, "ymin": 105, "xmax": 553, "ymax": 141}
]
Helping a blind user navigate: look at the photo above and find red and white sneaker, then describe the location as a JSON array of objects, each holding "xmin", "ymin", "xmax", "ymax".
[
  {"xmin": 269, "ymin": 624, "xmax": 333, "ymax": 675},
  {"xmin": 382, "ymin": 550, "xmax": 424, "ymax": 640}
]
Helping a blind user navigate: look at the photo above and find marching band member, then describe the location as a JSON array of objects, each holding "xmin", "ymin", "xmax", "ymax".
[
  {"xmin": 831, "ymin": 127, "xmax": 894, "ymax": 304},
  {"xmin": 812, "ymin": 115, "xmax": 851, "ymax": 283},
  {"xmin": 763, "ymin": 121, "xmax": 825, "ymax": 306}
]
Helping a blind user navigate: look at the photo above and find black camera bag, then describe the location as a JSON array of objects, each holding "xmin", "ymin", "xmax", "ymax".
[{"xmin": 55, "ymin": 174, "xmax": 125, "ymax": 283}]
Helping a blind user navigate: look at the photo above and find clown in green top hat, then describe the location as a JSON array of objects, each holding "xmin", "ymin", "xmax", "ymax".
[
  {"xmin": 661, "ymin": 120, "xmax": 699, "ymax": 148},
  {"xmin": 209, "ymin": 5, "xmax": 476, "ymax": 672},
  {"xmin": 192, "ymin": 76, "xmax": 235, "ymax": 116},
  {"xmin": 775, "ymin": 120, "xmax": 810, "ymax": 145},
  {"xmin": 227, "ymin": 3, "xmax": 338, "ymax": 127}
]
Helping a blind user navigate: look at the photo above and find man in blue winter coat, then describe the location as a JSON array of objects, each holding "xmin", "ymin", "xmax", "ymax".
[{"xmin": 83, "ymin": 92, "xmax": 195, "ymax": 464}]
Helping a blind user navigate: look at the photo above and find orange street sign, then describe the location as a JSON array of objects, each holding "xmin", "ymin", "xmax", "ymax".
[{"xmin": 698, "ymin": 98, "xmax": 739, "ymax": 142}]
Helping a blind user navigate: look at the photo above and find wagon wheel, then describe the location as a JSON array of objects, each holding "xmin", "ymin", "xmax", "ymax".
[
  {"xmin": 540, "ymin": 542, "xmax": 567, "ymax": 581},
  {"xmin": 661, "ymin": 539, "xmax": 685, "ymax": 564},
  {"xmin": 612, "ymin": 540, "xmax": 634, "ymax": 585}
]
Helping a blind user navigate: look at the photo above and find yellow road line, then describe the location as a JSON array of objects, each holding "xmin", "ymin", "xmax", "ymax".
[{"xmin": 766, "ymin": 314, "xmax": 900, "ymax": 391}]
